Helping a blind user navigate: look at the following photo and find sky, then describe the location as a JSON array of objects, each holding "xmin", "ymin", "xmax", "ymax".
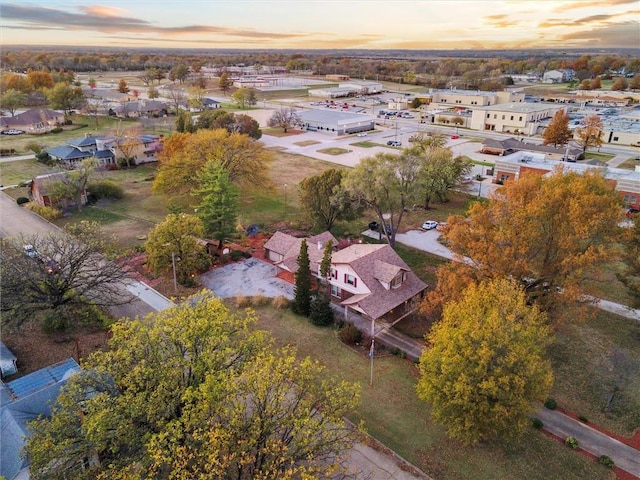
[{"xmin": 0, "ymin": 0, "xmax": 638, "ymax": 50}]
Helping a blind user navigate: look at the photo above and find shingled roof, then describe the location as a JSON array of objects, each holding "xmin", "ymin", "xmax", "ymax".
[{"xmin": 264, "ymin": 231, "xmax": 338, "ymax": 273}]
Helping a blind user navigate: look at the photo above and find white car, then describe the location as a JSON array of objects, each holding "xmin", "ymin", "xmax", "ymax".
[
  {"xmin": 23, "ymin": 244, "xmax": 39, "ymax": 258},
  {"xmin": 356, "ymin": 132, "xmax": 368, "ymax": 137},
  {"xmin": 422, "ymin": 220, "xmax": 438, "ymax": 230}
]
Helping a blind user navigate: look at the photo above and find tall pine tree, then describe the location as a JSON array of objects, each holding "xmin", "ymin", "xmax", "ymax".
[
  {"xmin": 311, "ymin": 240, "xmax": 335, "ymax": 326},
  {"xmin": 292, "ymin": 239, "xmax": 312, "ymax": 317}
]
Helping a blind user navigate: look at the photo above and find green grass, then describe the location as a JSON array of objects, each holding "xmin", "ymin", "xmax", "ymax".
[
  {"xmin": 350, "ymin": 141, "xmax": 376, "ymax": 148},
  {"xmin": 0, "ymin": 159, "xmax": 54, "ymax": 186},
  {"xmin": 250, "ymin": 306, "xmax": 613, "ymax": 480},
  {"xmin": 583, "ymin": 152, "xmax": 614, "ymax": 162},
  {"xmin": 615, "ymin": 158, "xmax": 640, "ymax": 169},
  {"xmin": 317, "ymin": 147, "xmax": 350, "ymax": 155},
  {"xmin": 549, "ymin": 309, "xmax": 640, "ymax": 436}
]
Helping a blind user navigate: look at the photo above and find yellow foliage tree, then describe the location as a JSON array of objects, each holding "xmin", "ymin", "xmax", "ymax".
[
  {"xmin": 153, "ymin": 129, "xmax": 273, "ymax": 197},
  {"xmin": 417, "ymin": 278, "xmax": 554, "ymax": 445},
  {"xmin": 424, "ymin": 167, "xmax": 622, "ymax": 321}
]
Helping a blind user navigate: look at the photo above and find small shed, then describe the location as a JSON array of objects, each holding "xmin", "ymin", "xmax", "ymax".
[{"xmin": 0, "ymin": 342, "xmax": 18, "ymax": 378}]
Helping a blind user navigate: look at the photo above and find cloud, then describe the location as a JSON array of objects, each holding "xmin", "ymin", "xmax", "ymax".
[
  {"xmin": 560, "ymin": 20, "xmax": 640, "ymax": 47},
  {"xmin": 554, "ymin": 0, "xmax": 637, "ymax": 11},
  {"xmin": 0, "ymin": 3, "xmax": 305, "ymax": 40},
  {"xmin": 483, "ymin": 13, "xmax": 519, "ymax": 28}
]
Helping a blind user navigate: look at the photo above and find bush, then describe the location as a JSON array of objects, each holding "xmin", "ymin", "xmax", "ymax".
[
  {"xmin": 251, "ymin": 295, "xmax": 271, "ymax": 306},
  {"xmin": 531, "ymin": 417, "xmax": 544, "ymax": 429},
  {"xmin": 35, "ymin": 151, "xmax": 52, "ymax": 164},
  {"xmin": 88, "ymin": 180, "xmax": 124, "ymax": 200},
  {"xmin": 25, "ymin": 141, "xmax": 43, "ymax": 154},
  {"xmin": 230, "ymin": 250, "xmax": 245, "ymax": 261},
  {"xmin": 309, "ymin": 292, "xmax": 334, "ymax": 327},
  {"xmin": 51, "ymin": 127, "xmax": 63, "ymax": 133},
  {"xmin": 272, "ymin": 296, "xmax": 290, "ymax": 309},
  {"xmin": 565, "ymin": 436, "xmax": 579, "ymax": 449},
  {"xmin": 544, "ymin": 398, "xmax": 558, "ymax": 410},
  {"xmin": 16, "ymin": 197, "xmax": 30, "ymax": 205},
  {"xmin": 578, "ymin": 415, "xmax": 588, "ymax": 423},
  {"xmin": 337, "ymin": 323, "xmax": 362, "ymax": 345},
  {"xmin": 235, "ymin": 296, "xmax": 251, "ymax": 308},
  {"xmin": 42, "ymin": 311, "xmax": 69, "ymax": 332},
  {"xmin": 598, "ymin": 455, "xmax": 615, "ymax": 468},
  {"xmin": 26, "ymin": 204, "xmax": 62, "ymax": 221}
]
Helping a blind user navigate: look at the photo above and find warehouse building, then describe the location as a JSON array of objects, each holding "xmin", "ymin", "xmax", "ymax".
[{"xmin": 297, "ymin": 110, "xmax": 376, "ymax": 135}]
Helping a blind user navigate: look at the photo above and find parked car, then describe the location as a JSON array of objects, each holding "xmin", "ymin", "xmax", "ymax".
[
  {"xmin": 387, "ymin": 140, "xmax": 402, "ymax": 147},
  {"xmin": 23, "ymin": 244, "xmax": 39, "ymax": 258},
  {"xmin": 356, "ymin": 132, "xmax": 368, "ymax": 137},
  {"xmin": 368, "ymin": 221, "xmax": 379, "ymax": 231},
  {"xmin": 422, "ymin": 220, "xmax": 438, "ymax": 230},
  {"xmin": 2, "ymin": 129, "xmax": 25, "ymax": 135},
  {"xmin": 450, "ymin": 134, "xmax": 459, "ymax": 139}
]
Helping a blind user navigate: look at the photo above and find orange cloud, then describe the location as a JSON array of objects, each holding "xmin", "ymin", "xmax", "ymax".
[{"xmin": 78, "ymin": 5, "xmax": 128, "ymax": 17}]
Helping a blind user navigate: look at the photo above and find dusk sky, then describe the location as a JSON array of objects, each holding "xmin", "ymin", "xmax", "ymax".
[{"xmin": 1, "ymin": 1, "xmax": 638, "ymax": 50}]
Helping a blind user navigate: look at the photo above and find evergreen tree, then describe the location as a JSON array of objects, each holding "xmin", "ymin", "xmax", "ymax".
[
  {"xmin": 292, "ymin": 239, "xmax": 312, "ymax": 317},
  {"xmin": 310, "ymin": 290, "xmax": 334, "ymax": 326}
]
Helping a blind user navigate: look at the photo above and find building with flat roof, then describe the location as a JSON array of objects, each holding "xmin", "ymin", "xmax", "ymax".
[
  {"xmin": 309, "ymin": 87, "xmax": 357, "ymax": 98},
  {"xmin": 420, "ymin": 89, "xmax": 525, "ymax": 111},
  {"xmin": 470, "ymin": 102, "xmax": 568, "ymax": 135},
  {"xmin": 338, "ymin": 80, "xmax": 383, "ymax": 94},
  {"xmin": 297, "ymin": 109, "xmax": 375, "ymax": 135},
  {"xmin": 493, "ymin": 151, "xmax": 640, "ymax": 209}
]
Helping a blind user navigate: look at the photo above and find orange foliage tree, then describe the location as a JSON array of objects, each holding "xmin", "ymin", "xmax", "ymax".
[
  {"xmin": 423, "ymin": 167, "xmax": 623, "ymax": 322},
  {"xmin": 542, "ymin": 110, "xmax": 572, "ymax": 148}
]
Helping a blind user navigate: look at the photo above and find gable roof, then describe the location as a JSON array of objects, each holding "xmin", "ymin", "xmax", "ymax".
[
  {"xmin": 1, "ymin": 358, "xmax": 80, "ymax": 480},
  {"xmin": 46, "ymin": 145, "xmax": 93, "ymax": 161},
  {"xmin": 0, "ymin": 109, "xmax": 64, "ymax": 127},
  {"xmin": 264, "ymin": 231, "xmax": 338, "ymax": 273},
  {"xmin": 482, "ymin": 137, "xmax": 581, "ymax": 156},
  {"xmin": 332, "ymin": 244, "xmax": 427, "ymax": 320}
]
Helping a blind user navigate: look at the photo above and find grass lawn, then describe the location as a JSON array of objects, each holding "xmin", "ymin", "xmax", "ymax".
[
  {"xmin": 583, "ymin": 152, "xmax": 614, "ymax": 162},
  {"xmin": 293, "ymin": 140, "xmax": 320, "ymax": 147},
  {"xmin": 350, "ymin": 141, "xmax": 377, "ymax": 148},
  {"xmin": 262, "ymin": 128, "xmax": 305, "ymax": 137},
  {"xmin": 317, "ymin": 147, "xmax": 351, "ymax": 155},
  {"xmin": 250, "ymin": 305, "xmax": 613, "ymax": 480},
  {"xmin": 616, "ymin": 158, "xmax": 640, "ymax": 169},
  {"xmin": 0, "ymin": 159, "xmax": 55, "ymax": 186}
]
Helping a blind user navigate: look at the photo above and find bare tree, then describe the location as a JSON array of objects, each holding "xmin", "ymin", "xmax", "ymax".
[
  {"xmin": 267, "ymin": 106, "xmax": 301, "ymax": 133},
  {"xmin": 165, "ymin": 85, "xmax": 187, "ymax": 114}
]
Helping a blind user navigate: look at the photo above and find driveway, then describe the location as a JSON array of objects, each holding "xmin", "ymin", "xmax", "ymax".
[{"xmin": 200, "ymin": 257, "xmax": 294, "ymax": 299}]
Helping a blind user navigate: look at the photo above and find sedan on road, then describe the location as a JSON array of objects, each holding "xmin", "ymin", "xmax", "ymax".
[{"xmin": 422, "ymin": 220, "xmax": 438, "ymax": 230}]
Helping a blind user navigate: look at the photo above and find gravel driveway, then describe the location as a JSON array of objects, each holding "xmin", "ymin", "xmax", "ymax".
[{"xmin": 200, "ymin": 257, "xmax": 294, "ymax": 299}]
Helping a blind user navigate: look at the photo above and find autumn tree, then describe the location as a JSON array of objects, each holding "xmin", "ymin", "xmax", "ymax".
[
  {"xmin": 417, "ymin": 278, "xmax": 554, "ymax": 445},
  {"xmin": 292, "ymin": 240, "xmax": 312, "ymax": 317},
  {"xmin": 195, "ymin": 161, "xmax": 239, "ymax": 252},
  {"xmin": 187, "ymin": 87, "xmax": 206, "ymax": 111},
  {"xmin": 1, "ymin": 73, "xmax": 32, "ymax": 94},
  {"xmin": 629, "ymin": 74, "xmax": 640, "ymax": 90},
  {"xmin": 196, "ymin": 110, "xmax": 262, "ymax": 139},
  {"xmin": 267, "ymin": 106, "xmax": 301, "ymax": 132},
  {"xmin": 542, "ymin": 110, "xmax": 573, "ymax": 148},
  {"xmin": 298, "ymin": 168, "xmax": 362, "ymax": 231},
  {"xmin": 218, "ymin": 71, "xmax": 233, "ymax": 94},
  {"xmin": 0, "ymin": 221, "xmax": 129, "ymax": 328},
  {"xmin": 145, "ymin": 213, "xmax": 209, "ymax": 285},
  {"xmin": 27, "ymin": 70, "xmax": 54, "ymax": 90},
  {"xmin": 427, "ymin": 167, "xmax": 622, "ymax": 319},
  {"xmin": 117, "ymin": 78, "xmax": 129, "ymax": 93},
  {"xmin": 344, "ymin": 151, "xmax": 421, "ymax": 247},
  {"xmin": 591, "ymin": 76, "xmax": 602, "ymax": 89},
  {"xmin": 169, "ymin": 64, "xmax": 189, "ymax": 83},
  {"xmin": 87, "ymin": 77, "xmax": 97, "ymax": 89},
  {"xmin": 612, "ymin": 77, "xmax": 628, "ymax": 91},
  {"xmin": 574, "ymin": 114, "xmax": 604, "ymax": 154},
  {"xmin": 0, "ymin": 89, "xmax": 26, "ymax": 116},
  {"xmin": 579, "ymin": 79, "xmax": 592, "ymax": 90},
  {"xmin": 231, "ymin": 87, "xmax": 257, "ymax": 109},
  {"xmin": 153, "ymin": 129, "xmax": 273, "ymax": 196},
  {"xmin": 114, "ymin": 125, "xmax": 143, "ymax": 167}
]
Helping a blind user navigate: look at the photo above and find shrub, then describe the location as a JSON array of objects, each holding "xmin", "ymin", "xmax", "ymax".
[
  {"xmin": 565, "ymin": 436, "xmax": 579, "ymax": 449},
  {"xmin": 26, "ymin": 204, "xmax": 62, "ymax": 221},
  {"xmin": 88, "ymin": 180, "xmax": 124, "ymax": 200},
  {"xmin": 309, "ymin": 292, "xmax": 334, "ymax": 327},
  {"xmin": 16, "ymin": 197, "xmax": 30, "ymax": 205},
  {"xmin": 598, "ymin": 455, "xmax": 614, "ymax": 468},
  {"xmin": 235, "ymin": 296, "xmax": 251, "ymax": 308},
  {"xmin": 272, "ymin": 296, "xmax": 290, "ymax": 309},
  {"xmin": 25, "ymin": 141, "xmax": 43, "ymax": 154},
  {"xmin": 578, "ymin": 415, "xmax": 588, "ymax": 423},
  {"xmin": 35, "ymin": 151, "xmax": 52, "ymax": 164},
  {"xmin": 544, "ymin": 398, "xmax": 557, "ymax": 410},
  {"xmin": 51, "ymin": 127, "xmax": 63, "ymax": 133},
  {"xmin": 42, "ymin": 311, "xmax": 69, "ymax": 332},
  {"xmin": 230, "ymin": 250, "xmax": 245, "ymax": 261},
  {"xmin": 390, "ymin": 346, "xmax": 401, "ymax": 356},
  {"xmin": 531, "ymin": 417, "xmax": 544, "ymax": 429},
  {"xmin": 337, "ymin": 323, "xmax": 362, "ymax": 345},
  {"xmin": 252, "ymin": 295, "xmax": 271, "ymax": 306}
]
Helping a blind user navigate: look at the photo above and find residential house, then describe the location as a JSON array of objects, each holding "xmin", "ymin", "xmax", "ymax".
[
  {"xmin": 0, "ymin": 109, "xmax": 65, "ymax": 134},
  {"xmin": 111, "ymin": 99, "xmax": 168, "ymax": 118},
  {"xmin": 542, "ymin": 69, "xmax": 576, "ymax": 83},
  {"xmin": 30, "ymin": 172, "xmax": 88, "ymax": 209},
  {"xmin": 202, "ymin": 97, "xmax": 222, "ymax": 110},
  {"xmin": 264, "ymin": 231, "xmax": 338, "ymax": 275},
  {"xmin": 0, "ymin": 342, "xmax": 18, "ymax": 378},
  {"xmin": 328, "ymin": 243, "xmax": 428, "ymax": 324},
  {"xmin": 1, "ymin": 358, "xmax": 81, "ymax": 480}
]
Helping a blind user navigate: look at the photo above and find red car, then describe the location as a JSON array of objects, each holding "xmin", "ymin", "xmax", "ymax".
[{"xmin": 451, "ymin": 134, "xmax": 459, "ymax": 139}]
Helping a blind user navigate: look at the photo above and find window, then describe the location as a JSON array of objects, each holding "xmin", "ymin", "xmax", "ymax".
[
  {"xmin": 494, "ymin": 114, "xmax": 497, "ymax": 119},
  {"xmin": 510, "ymin": 116, "xmax": 514, "ymax": 120},
  {"xmin": 519, "ymin": 116, "xmax": 523, "ymax": 121},
  {"xmin": 391, "ymin": 274, "xmax": 403, "ymax": 289},
  {"xmin": 502, "ymin": 115, "xmax": 505, "ymax": 120},
  {"xmin": 331, "ymin": 284, "xmax": 342, "ymax": 298},
  {"xmin": 624, "ymin": 194, "xmax": 630, "ymax": 203},
  {"xmin": 633, "ymin": 196, "xmax": 638, "ymax": 204},
  {"xmin": 330, "ymin": 268, "xmax": 338, "ymax": 279},
  {"xmin": 344, "ymin": 273, "xmax": 357, "ymax": 287},
  {"xmin": 486, "ymin": 113, "xmax": 490, "ymax": 118},
  {"xmin": 613, "ymin": 136, "xmax": 619, "ymax": 141}
]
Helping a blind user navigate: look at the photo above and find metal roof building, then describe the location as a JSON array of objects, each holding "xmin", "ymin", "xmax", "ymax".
[{"xmin": 297, "ymin": 109, "xmax": 376, "ymax": 135}]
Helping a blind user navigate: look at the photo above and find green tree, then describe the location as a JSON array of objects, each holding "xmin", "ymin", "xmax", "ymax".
[
  {"xmin": 46, "ymin": 82, "xmax": 85, "ymax": 116},
  {"xmin": 145, "ymin": 213, "xmax": 208, "ymax": 285},
  {"xmin": 0, "ymin": 88, "xmax": 27, "ymax": 116},
  {"xmin": 147, "ymin": 86, "xmax": 159, "ymax": 99},
  {"xmin": 218, "ymin": 71, "xmax": 232, "ymax": 94},
  {"xmin": 344, "ymin": 151, "xmax": 421, "ymax": 247},
  {"xmin": 0, "ymin": 221, "xmax": 128, "ymax": 328},
  {"xmin": 195, "ymin": 161, "xmax": 239, "ymax": 252},
  {"xmin": 87, "ymin": 77, "xmax": 97, "ymax": 89},
  {"xmin": 50, "ymin": 158, "xmax": 96, "ymax": 211},
  {"xmin": 175, "ymin": 108, "xmax": 195, "ymax": 133},
  {"xmin": 542, "ymin": 110, "xmax": 573, "ymax": 148},
  {"xmin": 187, "ymin": 87, "xmax": 206, "ymax": 111},
  {"xmin": 574, "ymin": 114, "xmax": 604, "ymax": 154},
  {"xmin": 319, "ymin": 239, "xmax": 333, "ymax": 280},
  {"xmin": 427, "ymin": 167, "xmax": 622, "ymax": 319},
  {"xmin": 417, "ymin": 278, "xmax": 554, "ymax": 445},
  {"xmin": 169, "ymin": 64, "xmax": 189, "ymax": 83},
  {"xmin": 299, "ymin": 168, "xmax": 361, "ymax": 231},
  {"xmin": 292, "ymin": 239, "xmax": 312, "ymax": 317},
  {"xmin": 231, "ymin": 87, "xmax": 256, "ymax": 109},
  {"xmin": 117, "ymin": 78, "xmax": 129, "ymax": 93}
]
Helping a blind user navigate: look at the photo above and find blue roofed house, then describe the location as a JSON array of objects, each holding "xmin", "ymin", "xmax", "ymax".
[
  {"xmin": 0, "ymin": 342, "xmax": 18, "ymax": 378},
  {"xmin": 1, "ymin": 358, "xmax": 81, "ymax": 480}
]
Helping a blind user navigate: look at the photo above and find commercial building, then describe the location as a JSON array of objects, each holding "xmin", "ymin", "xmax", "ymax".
[
  {"xmin": 420, "ymin": 89, "xmax": 525, "ymax": 111},
  {"xmin": 297, "ymin": 109, "xmax": 376, "ymax": 135},
  {"xmin": 470, "ymin": 103, "xmax": 568, "ymax": 135}
]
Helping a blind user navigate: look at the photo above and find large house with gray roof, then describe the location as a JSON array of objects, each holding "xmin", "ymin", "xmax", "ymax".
[{"xmin": 0, "ymin": 108, "xmax": 65, "ymax": 134}]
